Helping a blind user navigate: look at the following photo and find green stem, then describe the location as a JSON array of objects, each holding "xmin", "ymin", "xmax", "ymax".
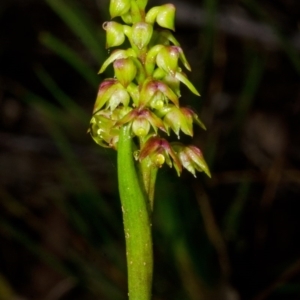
[{"xmin": 118, "ymin": 125, "xmax": 153, "ymax": 300}]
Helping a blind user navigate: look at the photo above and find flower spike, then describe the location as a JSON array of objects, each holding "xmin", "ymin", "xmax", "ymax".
[{"xmin": 91, "ymin": 0, "xmax": 210, "ymax": 179}]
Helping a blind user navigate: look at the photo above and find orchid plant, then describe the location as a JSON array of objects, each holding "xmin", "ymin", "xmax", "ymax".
[{"xmin": 89, "ymin": 0, "xmax": 210, "ymax": 298}]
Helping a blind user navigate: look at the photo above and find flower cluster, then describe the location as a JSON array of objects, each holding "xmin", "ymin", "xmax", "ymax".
[{"xmin": 89, "ymin": 0, "xmax": 210, "ymax": 177}]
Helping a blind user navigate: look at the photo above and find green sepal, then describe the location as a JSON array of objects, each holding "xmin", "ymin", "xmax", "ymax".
[
  {"xmin": 159, "ymin": 30, "xmax": 180, "ymax": 46},
  {"xmin": 192, "ymin": 112, "xmax": 206, "ymax": 130},
  {"xmin": 175, "ymin": 71, "xmax": 200, "ymax": 96}
]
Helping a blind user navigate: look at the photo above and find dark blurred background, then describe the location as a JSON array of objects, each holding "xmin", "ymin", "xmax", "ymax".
[{"xmin": 0, "ymin": 0, "xmax": 300, "ymax": 299}]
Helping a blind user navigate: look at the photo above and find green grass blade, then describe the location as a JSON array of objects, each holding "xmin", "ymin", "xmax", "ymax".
[
  {"xmin": 45, "ymin": 0, "xmax": 106, "ymax": 63},
  {"xmin": 39, "ymin": 32, "xmax": 99, "ymax": 87},
  {"xmin": 35, "ymin": 66, "xmax": 89, "ymax": 125}
]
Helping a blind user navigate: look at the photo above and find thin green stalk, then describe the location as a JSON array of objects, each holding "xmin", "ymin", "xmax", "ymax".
[{"xmin": 117, "ymin": 125, "xmax": 153, "ymax": 300}]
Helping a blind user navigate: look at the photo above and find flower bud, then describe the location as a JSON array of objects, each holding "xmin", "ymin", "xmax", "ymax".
[
  {"xmin": 146, "ymin": 4, "xmax": 175, "ymax": 31},
  {"xmin": 131, "ymin": 22, "xmax": 153, "ymax": 49},
  {"xmin": 140, "ymin": 78, "xmax": 178, "ymax": 107},
  {"xmin": 149, "ymin": 93, "xmax": 165, "ymax": 110},
  {"xmin": 113, "ymin": 58, "xmax": 137, "ymax": 87},
  {"xmin": 103, "ymin": 21, "xmax": 125, "ymax": 48},
  {"xmin": 109, "ymin": 0, "xmax": 131, "ymax": 19},
  {"xmin": 155, "ymin": 153, "xmax": 165, "ymax": 166},
  {"xmin": 139, "ymin": 136, "xmax": 182, "ymax": 173}
]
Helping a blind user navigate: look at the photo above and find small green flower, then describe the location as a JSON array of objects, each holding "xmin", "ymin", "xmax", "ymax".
[
  {"xmin": 139, "ymin": 136, "xmax": 182, "ymax": 173},
  {"xmin": 160, "ymin": 105, "xmax": 193, "ymax": 137},
  {"xmin": 172, "ymin": 143, "xmax": 211, "ymax": 177},
  {"xmin": 117, "ymin": 108, "xmax": 166, "ymax": 136},
  {"xmin": 93, "ymin": 79, "xmax": 130, "ymax": 112},
  {"xmin": 139, "ymin": 77, "xmax": 179, "ymax": 107},
  {"xmin": 159, "ymin": 105, "xmax": 206, "ymax": 137}
]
